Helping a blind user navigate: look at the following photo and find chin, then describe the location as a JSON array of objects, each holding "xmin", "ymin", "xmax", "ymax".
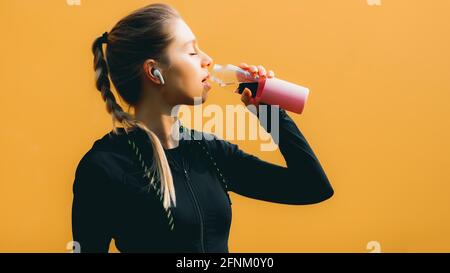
[
  {"xmin": 196, "ymin": 87, "xmax": 209, "ymax": 103},
  {"xmin": 202, "ymin": 89, "xmax": 209, "ymax": 101},
  {"xmin": 184, "ymin": 92, "xmax": 208, "ymax": 105}
]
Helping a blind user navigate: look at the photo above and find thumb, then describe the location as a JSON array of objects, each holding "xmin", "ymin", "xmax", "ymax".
[{"xmin": 240, "ymin": 88, "xmax": 253, "ymax": 105}]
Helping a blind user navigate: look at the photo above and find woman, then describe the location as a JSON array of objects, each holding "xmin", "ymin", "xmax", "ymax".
[{"xmin": 72, "ymin": 3, "xmax": 334, "ymax": 253}]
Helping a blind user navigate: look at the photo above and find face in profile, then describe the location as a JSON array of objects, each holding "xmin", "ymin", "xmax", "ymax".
[{"xmin": 158, "ymin": 18, "xmax": 214, "ymax": 106}]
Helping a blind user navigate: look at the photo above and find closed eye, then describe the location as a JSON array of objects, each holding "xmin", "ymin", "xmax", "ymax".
[{"xmin": 189, "ymin": 52, "xmax": 198, "ymax": 55}]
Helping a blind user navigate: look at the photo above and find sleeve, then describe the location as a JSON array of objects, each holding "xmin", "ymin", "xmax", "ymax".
[
  {"xmin": 71, "ymin": 152, "xmax": 113, "ymax": 253},
  {"xmin": 212, "ymin": 106, "xmax": 334, "ymax": 205}
]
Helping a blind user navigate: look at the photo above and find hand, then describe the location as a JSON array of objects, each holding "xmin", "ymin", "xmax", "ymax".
[{"xmin": 234, "ymin": 63, "xmax": 275, "ymax": 107}]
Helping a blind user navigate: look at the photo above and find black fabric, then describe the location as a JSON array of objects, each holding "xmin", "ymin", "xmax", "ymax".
[{"xmin": 71, "ymin": 108, "xmax": 334, "ymax": 253}]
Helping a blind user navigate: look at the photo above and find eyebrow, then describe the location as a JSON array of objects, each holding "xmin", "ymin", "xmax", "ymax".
[{"xmin": 183, "ymin": 39, "xmax": 197, "ymax": 47}]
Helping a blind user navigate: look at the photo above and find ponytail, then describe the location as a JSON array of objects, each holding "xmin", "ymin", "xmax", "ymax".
[{"xmin": 91, "ymin": 32, "xmax": 176, "ymax": 210}]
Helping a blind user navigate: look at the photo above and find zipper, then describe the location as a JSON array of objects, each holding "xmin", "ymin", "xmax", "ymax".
[{"xmin": 183, "ymin": 169, "xmax": 206, "ymax": 253}]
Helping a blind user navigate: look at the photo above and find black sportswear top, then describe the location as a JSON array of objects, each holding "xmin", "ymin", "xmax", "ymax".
[{"xmin": 71, "ymin": 108, "xmax": 334, "ymax": 253}]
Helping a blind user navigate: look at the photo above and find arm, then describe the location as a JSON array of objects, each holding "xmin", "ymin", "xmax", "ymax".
[
  {"xmin": 72, "ymin": 153, "xmax": 113, "ymax": 253},
  {"xmin": 212, "ymin": 107, "xmax": 334, "ymax": 205}
]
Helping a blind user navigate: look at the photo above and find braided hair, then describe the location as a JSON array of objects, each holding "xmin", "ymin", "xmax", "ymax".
[
  {"xmin": 92, "ymin": 32, "xmax": 136, "ymax": 132},
  {"xmin": 90, "ymin": 3, "xmax": 181, "ymax": 210}
]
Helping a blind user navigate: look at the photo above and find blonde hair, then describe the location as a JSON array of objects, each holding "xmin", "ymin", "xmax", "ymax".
[{"xmin": 91, "ymin": 3, "xmax": 181, "ymax": 210}]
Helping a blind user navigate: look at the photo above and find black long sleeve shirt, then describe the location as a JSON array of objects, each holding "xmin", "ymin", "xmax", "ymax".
[{"xmin": 71, "ymin": 108, "xmax": 334, "ymax": 253}]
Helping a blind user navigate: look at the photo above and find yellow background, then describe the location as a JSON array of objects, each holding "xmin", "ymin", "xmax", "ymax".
[{"xmin": 1, "ymin": 0, "xmax": 449, "ymax": 253}]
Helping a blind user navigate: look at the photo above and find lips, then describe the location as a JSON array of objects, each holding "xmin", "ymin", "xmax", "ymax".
[
  {"xmin": 202, "ymin": 73, "xmax": 212, "ymax": 90},
  {"xmin": 202, "ymin": 80, "xmax": 211, "ymax": 90},
  {"xmin": 201, "ymin": 73, "xmax": 210, "ymax": 82}
]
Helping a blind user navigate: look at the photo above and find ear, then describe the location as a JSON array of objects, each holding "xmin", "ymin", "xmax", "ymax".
[{"xmin": 142, "ymin": 59, "xmax": 163, "ymax": 85}]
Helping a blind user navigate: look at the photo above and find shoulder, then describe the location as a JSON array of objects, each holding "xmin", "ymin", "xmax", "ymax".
[
  {"xmin": 76, "ymin": 132, "xmax": 123, "ymax": 173},
  {"xmin": 73, "ymin": 128, "xmax": 140, "ymax": 191},
  {"xmin": 75, "ymin": 150, "xmax": 113, "ymax": 181},
  {"xmin": 73, "ymin": 148, "xmax": 118, "ymax": 194}
]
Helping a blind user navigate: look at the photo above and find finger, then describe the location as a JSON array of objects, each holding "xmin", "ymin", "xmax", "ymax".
[
  {"xmin": 240, "ymin": 88, "xmax": 252, "ymax": 105},
  {"xmin": 238, "ymin": 63, "xmax": 253, "ymax": 74},
  {"xmin": 249, "ymin": 65, "xmax": 258, "ymax": 73},
  {"xmin": 240, "ymin": 92, "xmax": 249, "ymax": 105},
  {"xmin": 239, "ymin": 62, "xmax": 249, "ymax": 69},
  {"xmin": 247, "ymin": 65, "xmax": 259, "ymax": 80},
  {"xmin": 243, "ymin": 88, "xmax": 253, "ymax": 100},
  {"xmin": 246, "ymin": 89, "xmax": 258, "ymax": 105},
  {"xmin": 257, "ymin": 65, "xmax": 266, "ymax": 77}
]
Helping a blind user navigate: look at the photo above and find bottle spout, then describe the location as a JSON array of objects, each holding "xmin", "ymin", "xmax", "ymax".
[{"xmin": 211, "ymin": 64, "xmax": 260, "ymax": 87}]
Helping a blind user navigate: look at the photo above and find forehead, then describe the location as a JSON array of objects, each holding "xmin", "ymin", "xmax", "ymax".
[{"xmin": 172, "ymin": 18, "xmax": 197, "ymax": 48}]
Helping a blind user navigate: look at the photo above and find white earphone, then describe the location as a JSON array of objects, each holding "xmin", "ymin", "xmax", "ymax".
[{"xmin": 152, "ymin": 67, "xmax": 165, "ymax": 85}]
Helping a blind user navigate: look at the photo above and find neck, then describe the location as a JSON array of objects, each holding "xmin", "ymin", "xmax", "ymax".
[{"xmin": 134, "ymin": 100, "xmax": 181, "ymax": 150}]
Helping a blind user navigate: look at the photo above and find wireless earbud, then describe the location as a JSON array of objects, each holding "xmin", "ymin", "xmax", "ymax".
[{"xmin": 152, "ymin": 68, "xmax": 165, "ymax": 85}]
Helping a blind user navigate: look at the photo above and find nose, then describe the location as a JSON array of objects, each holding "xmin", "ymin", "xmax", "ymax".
[{"xmin": 201, "ymin": 53, "xmax": 213, "ymax": 69}]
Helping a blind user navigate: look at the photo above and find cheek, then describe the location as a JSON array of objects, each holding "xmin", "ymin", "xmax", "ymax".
[
  {"xmin": 170, "ymin": 57, "xmax": 196, "ymax": 81},
  {"xmin": 163, "ymin": 59, "xmax": 203, "ymax": 103},
  {"xmin": 175, "ymin": 59, "xmax": 202, "ymax": 91}
]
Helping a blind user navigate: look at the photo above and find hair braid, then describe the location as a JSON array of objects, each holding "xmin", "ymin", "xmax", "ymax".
[
  {"xmin": 89, "ymin": 3, "xmax": 181, "ymax": 219},
  {"xmin": 92, "ymin": 36, "xmax": 136, "ymax": 133}
]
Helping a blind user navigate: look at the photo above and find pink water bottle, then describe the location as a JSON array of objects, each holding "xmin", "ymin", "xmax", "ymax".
[{"xmin": 210, "ymin": 64, "xmax": 310, "ymax": 114}]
